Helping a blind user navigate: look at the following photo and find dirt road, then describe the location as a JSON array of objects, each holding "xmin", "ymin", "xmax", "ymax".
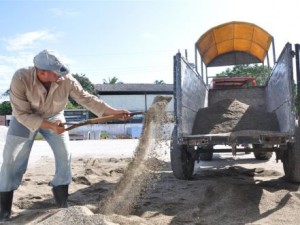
[{"xmin": 1, "ymin": 138, "xmax": 299, "ymax": 225}]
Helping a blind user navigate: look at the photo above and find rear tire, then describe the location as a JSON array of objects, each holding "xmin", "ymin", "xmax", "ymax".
[
  {"xmin": 282, "ymin": 128, "xmax": 300, "ymax": 183},
  {"xmin": 170, "ymin": 130, "xmax": 195, "ymax": 180}
]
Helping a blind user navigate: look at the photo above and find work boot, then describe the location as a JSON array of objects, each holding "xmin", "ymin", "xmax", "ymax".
[
  {"xmin": 0, "ymin": 191, "xmax": 14, "ymax": 222},
  {"xmin": 52, "ymin": 185, "xmax": 69, "ymax": 208}
]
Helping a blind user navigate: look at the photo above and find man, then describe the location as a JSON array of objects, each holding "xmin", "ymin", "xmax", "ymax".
[{"xmin": 0, "ymin": 49, "xmax": 131, "ymax": 221}]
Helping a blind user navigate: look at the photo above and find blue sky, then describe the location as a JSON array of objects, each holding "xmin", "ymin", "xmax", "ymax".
[{"xmin": 1, "ymin": 0, "xmax": 300, "ymax": 95}]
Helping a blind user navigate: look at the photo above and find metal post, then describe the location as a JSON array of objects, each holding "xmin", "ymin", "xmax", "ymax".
[
  {"xmin": 201, "ymin": 60, "xmax": 204, "ymax": 82},
  {"xmin": 272, "ymin": 37, "xmax": 276, "ymax": 64},
  {"xmin": 295, "ymin": 44, "xmax": 300, "ymax": 118},
  {"xmin": 195, "ymin": 44, "xmax": 198, "ymax": 74},
  {"xmin": 206, "ymin": 66, "xmax": 208, "ymax": 85},
  {"xmin": 185, "ymin": 49, "xmax": 188, "ymax": 60}
]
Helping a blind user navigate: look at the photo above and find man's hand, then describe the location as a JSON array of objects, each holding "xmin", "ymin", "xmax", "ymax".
[
  {"xmin": 40, "ymin": 120, "xmax": 66, "ymax": 134},
  {"xmin": 119, "ymin": 110, "xmax": 132, "ymax": 121},
  {"xmin": 53, "ymin": 120, "xmax": 66, "ymax": 134},
  {"xmin": 103, "ymin": 109, "xmax": 132, "ymax": 121}
]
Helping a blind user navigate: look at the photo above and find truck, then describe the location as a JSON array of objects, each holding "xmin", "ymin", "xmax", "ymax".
[{"xmin": 171, "ymin": 21, "xmax": 300, "ymax": 183}]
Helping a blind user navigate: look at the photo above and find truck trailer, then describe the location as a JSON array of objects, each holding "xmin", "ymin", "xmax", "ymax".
[{"xmin": 171, "ymin": 21, "xmax": 300, "ymax": 183}]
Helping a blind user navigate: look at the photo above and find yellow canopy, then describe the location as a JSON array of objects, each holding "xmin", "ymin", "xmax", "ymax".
[{"xmin": 196, "ymin": 21, "xmax": 273, "ymax": 67}]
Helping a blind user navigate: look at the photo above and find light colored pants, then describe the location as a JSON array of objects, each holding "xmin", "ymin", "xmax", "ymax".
[{"xmin": 0, "ymin": 116, "xmax": 72, "ymax": 192}]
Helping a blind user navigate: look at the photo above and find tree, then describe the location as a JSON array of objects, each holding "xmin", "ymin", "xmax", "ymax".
[
  {"xmin": 68, "ymin": 73, "xmax": 97, "ymax": 108},
  {"xmin": 103, "ymin": 76, "xmax": 123, "ymax": 84},
  {"xmin": 2, "ymin": 89, "xmax": 9, "ymax": 96},
  {"xmin": 72, "ymin": 73, "xmax": 96, "ymax": 95},
  {"xmin": 0, "ymin": 101, "xmax": 12, "ymax": 115},
  {"xmin": 154, "ymin": 80, "xmax": 165, "ymax": 84},
  {"xmin": 216, "ymin": 64, "xmax": 271, "ymax": 86},
  {"xmin": 65, "ymin": 101, "xmax": 77, "ymax": 109}
]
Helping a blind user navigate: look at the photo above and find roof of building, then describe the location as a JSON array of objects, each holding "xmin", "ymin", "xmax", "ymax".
[{"xmin": 94, "ymin": 83, "xmax": 174, "ymax": 95}]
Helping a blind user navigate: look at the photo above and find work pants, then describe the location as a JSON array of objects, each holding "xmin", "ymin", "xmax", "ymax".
[{"xmin": 0, "ymin": 115, "xmax": 72, "ymax": 192}]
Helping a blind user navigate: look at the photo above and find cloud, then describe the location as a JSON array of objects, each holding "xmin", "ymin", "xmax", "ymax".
[
  {"xmin": 142, "ymin": 32, "xmax": 159, "ymax": 41},
  {"xmin": 0, "ymin": 53, "xmax": 35, "ymax": 92},
  {"xmin": 3, "ymin": 30, "xmax": 58, "ymax": 51},
  {"xmin": 49, "ymin": 8, "xmax": 80, "ymax": 17}
]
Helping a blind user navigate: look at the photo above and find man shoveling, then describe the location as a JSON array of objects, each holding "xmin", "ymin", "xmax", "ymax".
[{"xmin": 0, "ymin": 50, "xmax": 131, "ymax": 222}]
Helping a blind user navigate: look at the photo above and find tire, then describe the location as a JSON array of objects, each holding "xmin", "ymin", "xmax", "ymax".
[
  {"xmin": 199, "ymin": 146, "xmax": 213, "ymax": 161},
  {"xmin": 253, "ymin": 144, "xmax": 273, "ymax": 160},
  {"xmin": 170, "ymin": 130, "xmax": 195, "ymax": 180},
  {"xmin": 282, "ymin": 128, "xmax": 300, "ymax": 183}
]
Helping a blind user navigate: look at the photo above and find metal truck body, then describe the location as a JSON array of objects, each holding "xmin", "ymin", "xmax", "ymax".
[{"xmin": 171, "ymin": 21, "xmax": 300, "ymax": 182}]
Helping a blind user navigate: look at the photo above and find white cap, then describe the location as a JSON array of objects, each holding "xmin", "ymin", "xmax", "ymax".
[{"xmin": 33, "ymin": 50, "xmax": 69, "ymax": 77}]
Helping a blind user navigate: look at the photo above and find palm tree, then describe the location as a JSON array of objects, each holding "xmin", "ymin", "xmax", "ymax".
[
  {"xmin": 103, "ymin": 76, "xmax": 123, "ymax": 84},
  {"xmin": 154, "ymin": 80, "xmax": 165, "ymax": 84}
]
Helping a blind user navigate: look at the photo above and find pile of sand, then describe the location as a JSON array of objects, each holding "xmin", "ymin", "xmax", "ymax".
[{"xmin": 192, "ymin": 99, "xmax": 280, "ymax": 134}]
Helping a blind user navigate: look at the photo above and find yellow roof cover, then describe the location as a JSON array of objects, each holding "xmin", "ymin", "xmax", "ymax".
[{"xmin": 196, "ymin": 21, "xmax": 273, "ymax": 67}]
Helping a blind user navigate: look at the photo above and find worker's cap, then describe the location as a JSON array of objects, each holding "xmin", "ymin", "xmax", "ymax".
[{"xmin": 33, "ymin": 50, "xmax": 69, "ymax": 77}]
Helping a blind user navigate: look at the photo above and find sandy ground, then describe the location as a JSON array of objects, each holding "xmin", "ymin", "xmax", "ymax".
[{"xmin": 1, "ymin": 127, "xmax": 300, "ymax": 224}]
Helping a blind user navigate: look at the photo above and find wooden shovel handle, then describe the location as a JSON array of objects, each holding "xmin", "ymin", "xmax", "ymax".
[{"xmin": 63, "ymin": 111, "xmax": 144, "ymax": 131}]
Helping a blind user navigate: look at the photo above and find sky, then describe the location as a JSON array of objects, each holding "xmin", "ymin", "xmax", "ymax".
[{"xmin": 1, "ymin": 0, "xmax": 300, "ymax": 95}]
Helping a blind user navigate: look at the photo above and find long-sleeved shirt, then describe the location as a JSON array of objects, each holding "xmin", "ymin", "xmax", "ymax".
[{"xmin": 10, "ymin": 67, "xmax": 110, "ymax": 131}]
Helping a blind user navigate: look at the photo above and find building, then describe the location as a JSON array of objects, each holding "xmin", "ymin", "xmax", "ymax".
[
  {"xmin": 94, "ymin": 83, "xmax": 174, "ymax": 114},
  {"xmin": 67, "ymin": 83, "xmax": 174, "ymax": 140},
  {"xmin": 64, "ymin": 109, "xmax": 89, "ymax": 122}
]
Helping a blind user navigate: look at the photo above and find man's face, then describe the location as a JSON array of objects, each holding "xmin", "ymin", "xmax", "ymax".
[{"xmin": 37, "ymin": 70, "xmax": 63, "ymax": 83}]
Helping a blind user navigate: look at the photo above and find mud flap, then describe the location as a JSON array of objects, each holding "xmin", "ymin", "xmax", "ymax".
[{"xmin": 282, "ymin": 127, "xmax": 300, "ymax": 183}]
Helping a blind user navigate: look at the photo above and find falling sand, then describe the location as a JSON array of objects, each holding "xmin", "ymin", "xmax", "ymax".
[{"xmin": 98, "ymin": 95, "xmax": 172, "ymax": 215}]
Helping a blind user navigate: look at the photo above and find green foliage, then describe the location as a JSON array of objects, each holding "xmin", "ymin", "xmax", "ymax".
[
  {"xmin": 2, "ymin": 89, "xmax": 9, "ymax": 96},
  {"xmin": 35, "ymin": 133, "xmax": 44, "ymax": 140},
  {"xmin": 70, "ymin": 73, "xmax": 96, "ymax": 107},
  {"xmin": 216, "ymin": 64, "xmax": 272, "ymax": 86},
  {"xmin": 103, "ymin": 76, "xmax": 123, "ymax": 84},
  {"xmin": 154, "ymin": 80, "xmax": 165, "ymax": 84},
  {"xmin": 0, "ymin": 101, "xmax": 12, "ymax": 115},
  {"xmin": 65, "ymin": 101, "xmax": 77, "ymax": 109},
  {"xmin": 73, "ymin": 73, "xmax": 96, "ymax": 95}
]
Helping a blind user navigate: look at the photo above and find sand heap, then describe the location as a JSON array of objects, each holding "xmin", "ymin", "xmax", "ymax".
[
  {"xmin": 98, "ymin": 95, "xmax": 172, "ymax": 215},
  {"xmin": 192, "ymin": 99, "xmax": 280, "ymax": 135}
]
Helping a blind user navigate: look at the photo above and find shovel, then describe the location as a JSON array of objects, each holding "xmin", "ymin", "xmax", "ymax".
[{"xmin": 62, "ymin": 111, "xmax": 144, "ymax": 131}]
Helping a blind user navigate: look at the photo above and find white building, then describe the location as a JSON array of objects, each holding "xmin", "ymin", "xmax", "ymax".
[{"xmin": 68, "ymin": 83, "xmax": 174, "ymax": 140}]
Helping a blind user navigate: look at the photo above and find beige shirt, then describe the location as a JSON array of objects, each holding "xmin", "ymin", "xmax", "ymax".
[{"xmin": 10, "ymin": 67, "xmax": 110, "ymax": 131}]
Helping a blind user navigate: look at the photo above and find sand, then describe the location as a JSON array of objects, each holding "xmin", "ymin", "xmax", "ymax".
[
  {"xmin": 1, "ymin": 126, "xmax": 300, "ymax": 224},
  {"xmin": 192, "ymin": 99, "xmax": 280, "ymax": 134}
]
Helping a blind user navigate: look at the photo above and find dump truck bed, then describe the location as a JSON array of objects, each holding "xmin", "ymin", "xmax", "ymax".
[
  {"xmin": 171, "ymin": 21, "xmax": 300, "ymax": 182},
  {"xmin": 173, "ymin": 44, "xmax": 296, "ymax": 147}
]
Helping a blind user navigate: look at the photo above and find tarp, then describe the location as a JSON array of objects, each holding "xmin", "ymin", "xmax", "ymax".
[{"xmin": 196, "ymin": 21, "xmax": 273, "ymax": 67}]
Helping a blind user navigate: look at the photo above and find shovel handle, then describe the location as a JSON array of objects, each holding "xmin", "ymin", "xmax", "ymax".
[{"xmin": 63, "ymin": 111, "xmax": 144, "ymax": 131}]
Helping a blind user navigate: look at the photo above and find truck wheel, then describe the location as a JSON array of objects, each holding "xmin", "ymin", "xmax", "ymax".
[
  {"xmin": 199, "ymin": 146, "xmax": 213, "ymax": 161},
  {"xmin": 170, "ymin": 131, "xmax": 195, "ymax": 180},
  {"xmin": 253, "ymin": 144, "xmax": 273, "ymax": 160},
  {"xmin": 282, "ymin": 128, "xmax": 300, "ymax": 183}
]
